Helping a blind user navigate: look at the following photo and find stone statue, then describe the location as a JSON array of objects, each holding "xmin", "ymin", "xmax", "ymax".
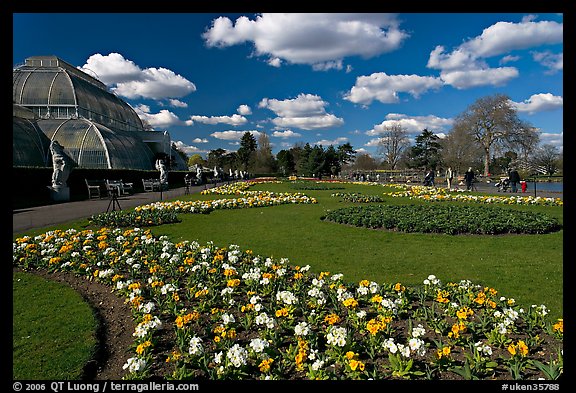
[
  {"xmin": 155, "ymin": 159, "xmax": 168, "ymax": 184},
  {"xmin": 50, "ymin": 140, "xmax": 76, "ymax": 188}
]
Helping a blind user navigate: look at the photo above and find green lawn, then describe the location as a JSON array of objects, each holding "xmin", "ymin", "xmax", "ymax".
[
  {"xmin": 13, "ymin": 271, "xmax": 98, "ymax": 380},
  {"xmin": 151, "ymin": 181, "xmax": 563, "ymax": 320}
]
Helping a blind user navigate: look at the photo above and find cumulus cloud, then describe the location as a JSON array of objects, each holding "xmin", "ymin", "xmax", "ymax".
[
  {"xmin": 133, "ymin": 104, "xmax": 185, "ymax": 129},
  {"xmin": 510, "ymin": 93, "xmax": 563, "ymax": 114},
  {"xmin": 272, "ymin": 130, "xmax": 302, "ymax": 139},
  {"xmin": 315, "ymin": 137, "xmax": 348, "ymax": 146},
  {"xmin": 366, "ymin": 114, "xmax": 453, "ymax": 135},
  {"xmin": 192, "ymin": 138, "xmax": 209, "ymax": 143},
  {"xmin": 79, "ymin": 53, "xmax": 196, "ymax": 100},
  {"xmin": 427, "ymin": 18, "xmax": 562, "ymax": 89},
  {"xmin": 168, "ymin": 99, "xmax": 188, "ymax": 108},
  {"xmin": 538, "ymin": 131, "xmax": 563, "ymax": 150},
  {"xmin": 189, "ymin": 114, "xmax": 248, "ymax": 126},
  {"xmin": 344, "ymin": 72, "xmax": 443, "ymax": 105},
  {"xmin": 172, "ymin": 140, "xmax": 207, "ymax": 155},
  {"xmin": 531, "ymin": 51, "xmax": 563, "ymax": 74},
  {"xmin": 499, "ymin": 55, "xmax": 520, "ymax": 64},
  {"xmin": 203, "ymin": 13, "xmax": 408, "ymax": 70},
  {"xmin": 259, "ymin": 93, "xmax": 344, "ymax": 130},
  {"xmin": 237, "ymin": 104, "xmax": 252, "ymax": 115},
  {"xmin": 210, "ymin": 130, "xmax": 261, "ymax": 140}
]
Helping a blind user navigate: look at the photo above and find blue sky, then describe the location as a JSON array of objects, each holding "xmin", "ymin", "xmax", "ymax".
[{"xmin": 13, "ymin": 13, "xmax": 563, "ymax": 158}]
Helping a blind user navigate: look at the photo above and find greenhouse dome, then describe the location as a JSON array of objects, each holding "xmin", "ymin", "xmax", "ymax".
[{"xmin": 13, "ymin": 56, "xmax": 188, "ymax": 170}]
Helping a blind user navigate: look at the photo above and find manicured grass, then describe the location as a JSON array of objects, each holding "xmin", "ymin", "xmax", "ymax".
[
  {"xmin": 12, "ymin": 271, "xmax": 98, "ymax": 380},
  {"xmin": 152, "ymin": 182, "xmax": 563, "ymax": 321}
]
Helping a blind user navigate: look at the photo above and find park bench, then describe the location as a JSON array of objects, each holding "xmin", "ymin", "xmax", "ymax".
[{"xmin": 85, "ymin": 179, "xmax": 106, "ymax": 199}]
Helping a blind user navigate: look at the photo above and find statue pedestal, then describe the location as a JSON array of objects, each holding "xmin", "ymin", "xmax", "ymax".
[{"xmin": 49, "ymin": 185, "xmax": 70, "ymax": 202}]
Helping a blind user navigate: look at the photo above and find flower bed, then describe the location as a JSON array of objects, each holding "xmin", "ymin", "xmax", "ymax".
[
  {"xmin": 384, "ymin": 185, "xmax": 563, "ymax": 207},
  {"xmin": 331, "ymin": 192, "xmax": 384, "ymax": 203},
  {"xmin": 13, "ymin": 228, "xmax": 563, "ymax": 380},
  {"xmin": 322, "ymin": 205, "xmax": 561, "ymax": 235}
]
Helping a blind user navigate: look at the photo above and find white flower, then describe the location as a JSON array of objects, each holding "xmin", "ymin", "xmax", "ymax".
[
  {"xmin": 295, "ymin": 322, "xmax": 310, "ymax": 336},
  {"xmin": 189, "ymin": 337, "xmax": 203, "ymax": 356},
  {"xmin": 411, "ymin": 324, "xmax": 426, "ymax": 338},
  {"xmin": 312, "ymin": 359, "xmax": 325, "ymax": 371},
  {"xmin": 276, "ymin": 290, "xmax": 298, "ymax": 305},
  {"xmin": 249, "ymin": 338, "xmax": 269, "ymax": 353},
  {"xmin": 222, "ymin": 313, "xmax": 235, "ymax": 325},
  {"xmin": 326, "ymin": 326, "xmax": 347, "ymax": 347},
  {"xmin": 226, "ymin": 344, "xmax": 248, "ymax": 368},
  {"xmin": 123, "ymin": 357, "xmax": 146, "ymax": 373},
  {"xmin": 213, "ymin": 351, "xmax": 223, "ymax": 364},
  {"xmin": 383, "ymin": 338, "xmax": 398, "ymax": 354}
]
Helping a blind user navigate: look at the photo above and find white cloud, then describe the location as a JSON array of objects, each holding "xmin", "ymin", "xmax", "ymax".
[
  {"xmin": 344, "ymin": 72, "xmax": 443, "ymax": 105},
  {"xmin": 210, "ymin": 130, "xmax": 261, "ymax": 140},
  {"xmin": 172, "ymin": 140, "xmax": 207, "ymax": 155},
  {"xmin": 237, "ymin": 104, "xmax": 252, "ymax": 115},
  {"xmin": 510, "ymin": 93, "xmax": 563, "ymax": 114},
  {"xmin": 192, "ymin": 138, "xmax": 209, "ymax": 143},
  {"xmin": 259, "ymin": 93, "xmax": 344, "ymax": 130},
  {"xmin": 189, "ymin": 114, "xmax": 248, "ymax": 126},
  {"xmin": 80, "ymin": 53, "xmax": 196, "ymax": 100},
  {"xmin": 168, "ymin": 99, "xmax": 188, "ymax": 108},
  {"xmin": 538, "ymin": 131, "xmax": 563, "ymax": 150},
  {"xmin": 439, "ymin": 67, "xmax": 519, "ymax": 90},
  {"xmin": 133, "ymin": 105, "xmax": 184, "ymax": 129},
  {"xmin": 531, "ymin": 51, "xmax": 563, "ymax": 74},
  {"xmin": 315, "ymin": 137, "xmax": 348, "ymax": 146},
  {"xmin": 427, "ymin": 18, "xmax": 562, "ymax": 89},
  {"xmin": 364, "ymin": 138, "xmax": 382, "ymax": 147},
  {"xmin": 500, "ymin": 55, "xmax": 520, "ymax": 64},
  {"xmin": 203, "ymin": 13, "xmax": 408, "ymax": 70},
  {"xmin": 272, "ymin": 130, "xmax": 302, "ymax": 139},
  {"xmin": 366, "ymin": 114, "xmax": 453, "ymax": 135}
]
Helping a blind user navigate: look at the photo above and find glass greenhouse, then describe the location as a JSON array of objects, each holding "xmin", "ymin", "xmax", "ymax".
[{"xmin": 13, "ymin": 56, "xmax": 187, "ymax": 170}]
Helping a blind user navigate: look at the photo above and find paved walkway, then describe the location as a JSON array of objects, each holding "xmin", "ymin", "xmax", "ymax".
[{"xmin": 12, "ymin": 183, "xmax": 218, "ymax": 235}]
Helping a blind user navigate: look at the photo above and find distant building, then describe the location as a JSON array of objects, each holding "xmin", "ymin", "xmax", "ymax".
[{"xmin": 13, "ymin": 55, "xmax": 187, "ymax": 170}]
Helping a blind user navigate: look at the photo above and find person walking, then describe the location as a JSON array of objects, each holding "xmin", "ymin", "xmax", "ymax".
[
  {"xmin": 445, "ymin": 166, "xmax": 453, "ymax": 190},
  {"xmin": 464, "ymin": 167, "xmax": 475, "ymax": 191},
  {"xmin": 508, "ymin": 167, "xmax": 521, "ymax": 193}
]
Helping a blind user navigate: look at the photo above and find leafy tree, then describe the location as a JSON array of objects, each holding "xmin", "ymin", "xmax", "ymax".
[
  {"xmin": 237, "ymin": 132, "xmax": 257, "ymax": 171},
  {"xmin": 276, "ymin": 149, "xmax": 296, "ymax": 175},
  {"xmin": 451, "ymin": 93, "xmax": 532, "ymax": 176},
  {"xmin": 207, "ymin": 148, "xmax": 226, "ymax": 168},
  {"xmin": 297, "ymin": 143, "xmax": 313, "ymax": 175},
  {"xmin": 188, "ymin": 153, "xmax": 206, "ymax": 168},
  {"xmin": 337, "ymin": 142, "xmax": 356, "ymax": 167},
  {"xmin": 376, "ymin": 122, "xmax": 410, "ymax": 169},
  {"xmin": 324, "ymin": 145, "xmax": 341, "ymax": 177},
  {"xmin": 407, "ymin": 129, "xmax": 442, "ymax": 170}
]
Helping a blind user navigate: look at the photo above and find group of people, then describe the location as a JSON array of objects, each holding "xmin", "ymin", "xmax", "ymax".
[{"xmin": 423, "ymin": 166, "xmax": 523, "ymax": 193}]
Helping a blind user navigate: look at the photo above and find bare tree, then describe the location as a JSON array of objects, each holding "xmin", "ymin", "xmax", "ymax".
[
  {"xmin": 534, "ymin": 144, "xmax": 561, "ymax": 176},
  {"xmin": 376, "ymin": 122, "xmax": 410, "ymax": 169},
  {"xmin": 254, "ymin": 131, "xmax": 276, "ymax": 173},
  {"xmin": 452, "ymin": 93, "xmax": 530, "ymax": 176},
  {"xmin": 441, "ymin": 125, "xmax": 482, "ymax": 175}
]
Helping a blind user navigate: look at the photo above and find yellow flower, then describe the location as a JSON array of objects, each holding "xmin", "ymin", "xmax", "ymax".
[
  {"xmin": 345, "ymin": 351, "xmax": 356, "ymax": 360},
  {"xmin": 343, "ymin": 297, "xmax": 358, "ymax": 308},
  {"xmin": 259, "ymin": 358, "xmax": 274, "ymax": 372},
  {"xmin": 324, "ymin": 313, "xmax": 340, "ymax": 325},
  {"xmin": 553, "ymin": 319, "xmax": 563, "ymax": 334},
  {"xmin": 517, "ymin": 340, "xmax": 529, "ymax": 357},
  {"xmin": 393, "ymin": 282, "xmax": 405, "ymax": 292},
  {"xmin": 275, "ymin": 308, "xmax": 289, "ymax": 317},
  {"xmin": 136, "ymin": 340, "xmax": 152, "ymax": 355}
]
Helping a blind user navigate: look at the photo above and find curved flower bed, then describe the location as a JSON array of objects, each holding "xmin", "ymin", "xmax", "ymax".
[
  {"xmin": 322, "ymin": 205, "xmax": 561, "ymax": 235},
  {"xmin": 89, "ymin": 191, "xmax": 317, "ymax": 228},
  {"xmin": 13, "ymin": 228, "xmax": 563, "ymax": 380},
  {"xmin": 384, "ymin": 185, "xmax": 563, "ymax": 207},
  {"xmin": 331, "ymin": 192, "xmax": 384, "ymax": 203}
]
